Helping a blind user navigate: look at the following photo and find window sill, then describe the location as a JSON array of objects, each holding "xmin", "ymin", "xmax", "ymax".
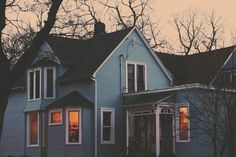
[
  {"xmin": 48, "ymin": 123, "xmax": 62, "ymax": 126},
  {"xmin": 27, "ymin": 144, "xmax": 39, "ymax": 148},
  {"xmin": 65, "ymin": 143, "xmax": 81, "ymax": 145}
]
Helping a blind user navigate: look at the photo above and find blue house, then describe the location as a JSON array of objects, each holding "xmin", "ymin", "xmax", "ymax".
[{"xmin": 0, "ymin": 22, "xmax": 235, "ymax": 157}]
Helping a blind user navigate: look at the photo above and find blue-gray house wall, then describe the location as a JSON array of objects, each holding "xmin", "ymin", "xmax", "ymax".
[
  {"xmin": 0, "ymin": 90, "xmax": 26, "ymax": 157},
  {"xmin": 45, "ymin": 80, "xmax": 95, "ymax": 157},
  {"xmin": 95, "ymin": 29, "xmax": 172, "ymax": 157},
  {"xmin": 0, "ymin": 43, "xmax": 96, "ymax": 157},
  {"xmin": 174, "ymin": 89, "xmax": 214, "ymax": 157}
]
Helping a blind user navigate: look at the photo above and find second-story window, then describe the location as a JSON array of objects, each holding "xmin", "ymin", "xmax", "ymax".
[
  {"xmin": 28, "ymin": 68, "xmax": 41, "ymax": 100},
  {"xmin": 231, "ymin": 73, "xmax": 236, "ymax": 89},
  {"xmin": 44, "ymin": 67, "xmax": 56, "ymax": 99},
  {"xmin": 127, "ymin": 62, "xmax": 146, "ymax": 92}
]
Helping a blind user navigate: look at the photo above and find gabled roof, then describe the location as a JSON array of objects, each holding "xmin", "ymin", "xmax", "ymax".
[
  {"xmin": 156, "ymin": 46, "xmax": 236, "ymax": 85},
  {"xmin": 46, "ymin": 28, "xmax": 133, "ymax": 82},
  {"xmin": 45, "ymin": 91, "xmax": 93, "ymax": 109}
]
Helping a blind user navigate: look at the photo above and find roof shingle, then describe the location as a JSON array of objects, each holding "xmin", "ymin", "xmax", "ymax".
[
  {"xmin": 47, "ymin": 28, "xmax": 133, "ymax": 82},
  {"xmin": 156, "ymin": 46, "xmax": 235, "ymax": 85}
]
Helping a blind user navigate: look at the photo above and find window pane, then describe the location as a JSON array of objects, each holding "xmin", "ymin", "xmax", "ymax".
[
  {"xmin": 35, "ymin": 70, "xmax": 40, "ymax": 99},
  {"xmin": 137, "ymin": 65, "xmax": 145, "ymax": 91},
  {"xmin": 128, "ymin": 64, "xmax": 135, "ymax": 92},
  {"xmin": 179, "ymin": 107, "xmax": 188, "ymax": 140},
  {"xmin": 103, "ymin": 112, "xmax": 111, "ymax": 126},
  {"xmin": 103, "ymin": 127, "xmax": 111, "ymax": 141},
  {"xmin": 29, "ymin": 72, "xmax": 34, "ymax": 100},
  {"xmin": 232, "ymin": 74, "xmax": 236, "ymax": 89},
  {"xmin": 29, "ymin": 112, "xmax": 38, "ymax": 145},
  {"xmin": 46, "ymin": 69, "xmax": 54, "ymax": 98},
  {"xmin": 50, "ymin": 111, "xmax": 62, "ymax": 124},
  {"xmin": 68, "ymin": 111, "xmax": 79, "ymax": 143}
]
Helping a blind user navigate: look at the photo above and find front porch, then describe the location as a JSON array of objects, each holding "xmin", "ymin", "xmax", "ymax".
[
  {"xmin": 125, "ymin": 105, "xmax": 175, "ymax": 157},
  {"xmin": 122, "ymin": 90, "xmax": 180, "ymax": 157}
]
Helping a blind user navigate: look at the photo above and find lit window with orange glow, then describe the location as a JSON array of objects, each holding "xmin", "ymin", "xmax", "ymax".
[
  {"xmin": 49, "ymin": 109, "xmax": 62, "ymax": 125},
  {"xmin": 27, "ymin": 112, "xmax": 39, "ymax": 146},
  {"xmin": 179, "ymin": 106, "xmax": 189, "ymax": 141},
  {"xmin": 66, "ymin": 108, "xmax": 81, "ymax": 144}
]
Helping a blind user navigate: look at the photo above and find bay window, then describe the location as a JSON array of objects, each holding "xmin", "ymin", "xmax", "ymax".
[
  {"xmin": 28, "ymin": 68, "xmax": 41, "ymax": 100},
  {"xmin": 49, "ymin": 109, "xmax": 62, "ymax": 125},
  {"xmin": 66, "ymin": 108, "xmax": 81, "ymax": 144},
  {"xmin": 27, "ymin": 112, "xmax": 39, "ymax": 146},
  {"xmin": 44, "ymin": 67, "xmax": 56, "ymax": 99}
]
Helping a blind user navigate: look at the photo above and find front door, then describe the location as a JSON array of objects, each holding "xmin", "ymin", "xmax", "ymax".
[
  {"xmin": 159, "ymin": 114, "xmax": 173, "ymax": 157},
  {"xmin": 128, "ymin": 114, "xmax": 156, "ymax": 157}
]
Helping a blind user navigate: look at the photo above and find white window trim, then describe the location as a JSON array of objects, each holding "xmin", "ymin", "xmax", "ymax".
[
  {"xmin": 176, "ymin": 104, "xmax": 190, "ymax": 142},
  {"xmin": 48, "ymin": 108, "xmax": 62, "ymax": 126},
  {"xmin": 44, "ymin": 66, "xmax": 56, "ymax": 99},
  {"xmin": 65, "ymin": 107, "xmax": 82, "ymax": 145},
  {"xmin": 101, "ymin": 107, "xmax": 115, "ymax": 144},
  {"xmin": 27, "ymin": 68, "xmax": 42, "ymax": 101},
  {"xmin": 27, "ymin": 112, "xmax": 39, "ymax": 147},
  {"xmin": 125, "ymin": 61, "xmax": 147, "ymax": 92}
]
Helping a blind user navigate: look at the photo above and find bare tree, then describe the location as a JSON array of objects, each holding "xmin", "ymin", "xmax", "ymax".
[
  {"xmin": 97, "ymin": 0, "xmax": 167, "ymax": 49},
  {"xmin": 171, "ymin": 9, "xmax": 224, "ymax": 55},
  {"xmin": 188, "ymin": 71, "xmax": 236, "ymax": 157},
  {"xmin": 0, "ymin": 0, "xmax": 63, "ymax": 139}
]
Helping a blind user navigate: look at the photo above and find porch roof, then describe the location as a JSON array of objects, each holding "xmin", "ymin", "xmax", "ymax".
[
  {"xmin": 123, "ymin": 91, "xmax": 175, "ymax": 107},
  {"xmin": 45, "ymin": 91, "xmax": 93, "ymax": 109}
]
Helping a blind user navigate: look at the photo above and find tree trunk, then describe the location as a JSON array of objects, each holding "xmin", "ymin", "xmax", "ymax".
[{"xmin": 0, "ymin": 0, "xmax": 63, "ymax": 139}]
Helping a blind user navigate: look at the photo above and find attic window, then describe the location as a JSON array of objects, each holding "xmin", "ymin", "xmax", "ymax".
[
  {"xmin": 28, "ymin": 68, "xmax": 41, "ymax": 100},
  {"xmin": 44, "ymin": 67, "xmax": 56, "ymax": 99},
  {"xmin": 126, "ymin": 62, "xmax": 146, "ymax": 92}
]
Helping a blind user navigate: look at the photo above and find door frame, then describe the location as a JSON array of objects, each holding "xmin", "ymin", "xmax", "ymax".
[{"xmin": 155, "ymin": 104, "xmax": 175, "ymax": 156}]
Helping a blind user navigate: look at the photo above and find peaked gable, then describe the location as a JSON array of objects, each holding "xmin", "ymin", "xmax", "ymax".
[
  {"xmin": 93, "ymin": 27, "xmax": 173, "ymax": 83},
  {"xmin": 46, "ymin": 28, "xmax": 133, "ymax": 82}
]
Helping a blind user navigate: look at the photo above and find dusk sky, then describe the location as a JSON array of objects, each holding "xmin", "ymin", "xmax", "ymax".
[{"xmin": 151, "ymin": 0, "xmax": 236, "ymax": 46}]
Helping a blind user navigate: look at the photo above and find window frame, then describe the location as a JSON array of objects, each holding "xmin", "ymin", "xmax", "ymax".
[
  {"xmin": 48, "ymin": 108, "xmax": 62, "ymax": 126},
  {"xmin": 101, "ymin": 107, "xmax": 115, "ymax": 144},
  {"xmin": 65, "ymin": 107, "xmax": 82, "ymax": 145},
  {"xmin": 27, "ymin": 112, "xmax": 39, "ymax": 147},
  {"xmin": 44, "ymin": 66, "xmax": 56, "ymax": 99},
  {"xmin": 176, "ymin": 104, "xmax": 190, "ymax": 142},
  {"xmin": 126, "ymin": 61, "xmax": 147, "ymax": 92},
  {"xmin": 27, "ymin": 68, "xmax": 42, "ymax": 101},
  {"xmin": 231, "ymin": 72, "xmax": 236, "ymax": 89}
]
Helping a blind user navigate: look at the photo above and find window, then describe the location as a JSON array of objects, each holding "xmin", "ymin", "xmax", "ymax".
[
  {"xmin": 66, "ymin": 108, "xmax": 81, "ymax": 144},
  {"xmin": 231, "ymin": 73, "xmax": 236, "ymax": 89},
  {"xmin": 49, "ymin": 109, "xmax": 62, "ymax": 125},
  {"xmin": 177, "ymin": 106, "xmax": 190, "ymax": 142},
  {"xmin": 27, "ymin": 112, "xmax": 39, "ymax": 147},
  {"xmin": 44, "ymin": 67, "xmax": 56, "ymax": 99},
  {"xmin": 126, "ymin": 62, "xmax": 146, "ymax": 92},
  {"xmin": 28, "ymin": 68, "xmax": 41, "ymax": 100},
  {"xmin": 101, "ymin": 108, "xmax": 115, "ymax": 144}
]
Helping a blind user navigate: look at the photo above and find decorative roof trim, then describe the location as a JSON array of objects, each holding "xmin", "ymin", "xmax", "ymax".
[
  {"xmin": 133, "ymin": 27, "xmax": 173, "ymax": 83},
  {"xmin": 92, "ymin": 27, "xmax": 135, "ymax": 77},
  {"xmin": 210, "ymin": 47, "xmax": 236, "ymax": 85}
]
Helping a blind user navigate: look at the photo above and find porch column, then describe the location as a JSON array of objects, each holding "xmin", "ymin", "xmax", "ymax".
[{"xmin": 155, "ymin": 106, "xmax": 160, "ymax": 156}]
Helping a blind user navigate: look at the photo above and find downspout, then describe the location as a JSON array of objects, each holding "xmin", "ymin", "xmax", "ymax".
[
  {"xmin": 94, "ymin": 79, "xmax": 98, "ymax": 157},
  {"xmin": 119, "ymin": 55, "xmax": 124, "ymax": 155}
]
